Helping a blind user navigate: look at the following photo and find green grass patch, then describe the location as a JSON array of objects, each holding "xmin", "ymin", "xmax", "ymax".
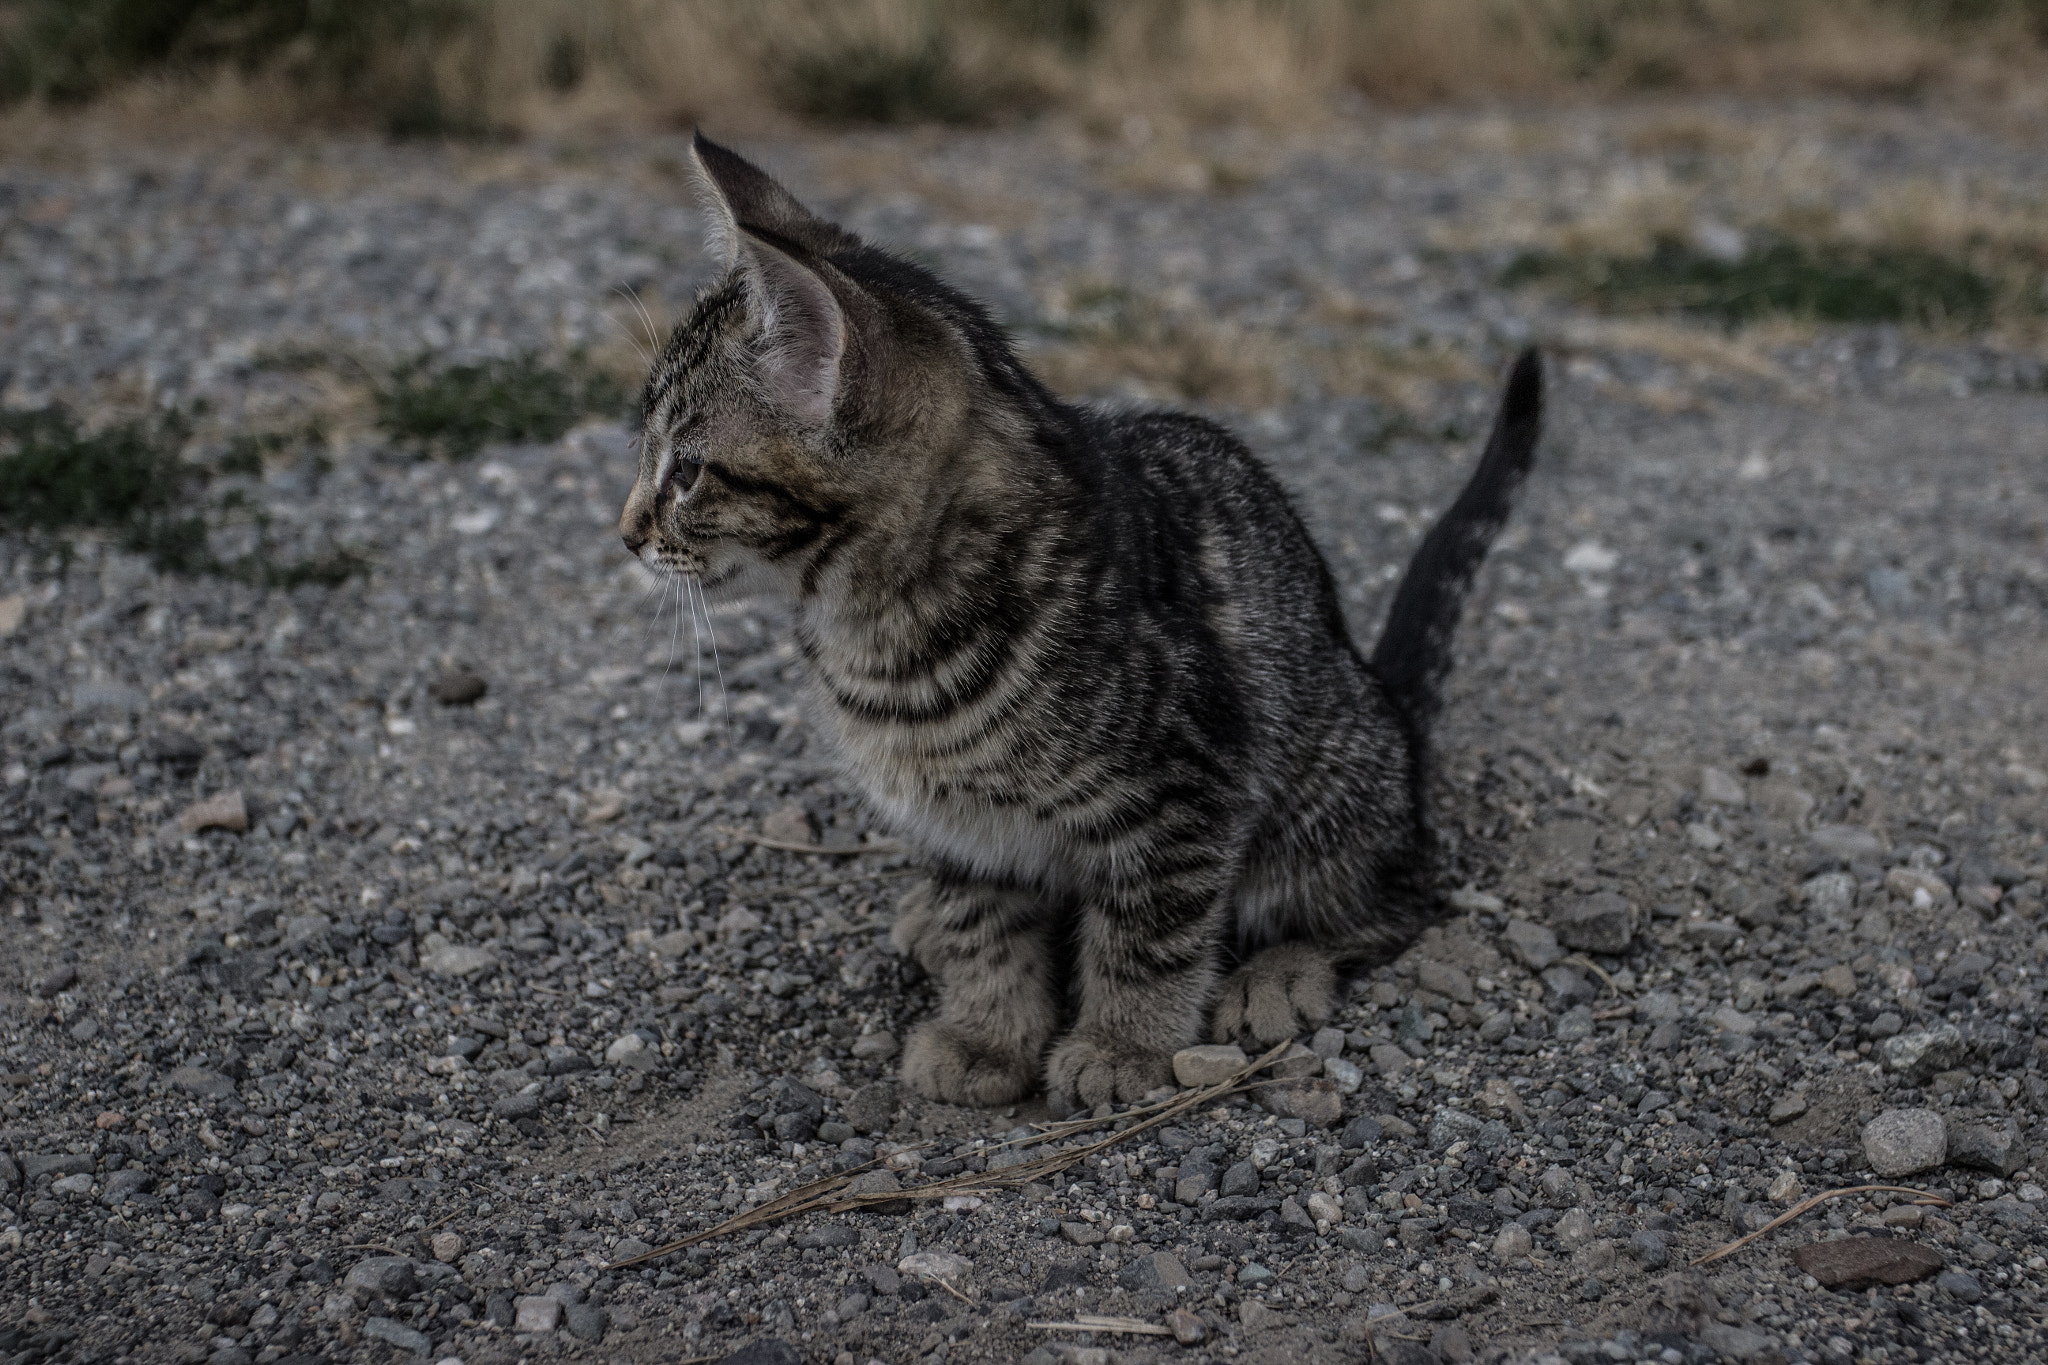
[
  {"xmin": 1501, "ymin": 233, "xmax": 2006, "ymax": 328},
  {"xmin": 0, "ymin": 405, "xmax": 366, "ymax": 585},
  {"xmin": 374, "ymin": 351, "xmax": 630, "ymax": 460}
]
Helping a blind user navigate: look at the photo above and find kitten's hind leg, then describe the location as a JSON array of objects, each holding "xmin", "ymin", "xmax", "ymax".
[
  {"xmin": 897, "ymin": 876, "xmax": 1060, "ymax": 1108},
  {"xmin": 1211, "ymin": 941, "xmax": 1336, "ymax": 1046}
]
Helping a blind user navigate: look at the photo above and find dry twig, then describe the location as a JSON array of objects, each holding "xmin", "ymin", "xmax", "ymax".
[
  {"xmin": 1693, "ymin": 1184, "xmax": 1952, "ymax": 1266},
  {"xmin": 715, "ymin": 824, "xmax": 905, "ymax": 856},
  {"xmin": 605, "ymin": 1041, "xmax": 1291, "ymax": 1270},
  {"xmin": 1027, "ymin": 1314, "xmax": 1173, "ymax": 1336}
]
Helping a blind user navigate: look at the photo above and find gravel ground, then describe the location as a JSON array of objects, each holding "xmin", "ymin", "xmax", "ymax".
[{"xmin": 3, "ymin": 101, "xmax": 2047, "ymax": 1365}]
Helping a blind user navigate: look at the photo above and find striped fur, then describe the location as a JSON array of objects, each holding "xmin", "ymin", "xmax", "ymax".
[{"xmin": 620, "ymin": 135, "xmax": 1543, "ymax": 1110}]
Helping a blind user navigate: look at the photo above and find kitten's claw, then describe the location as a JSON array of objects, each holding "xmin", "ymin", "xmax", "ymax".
[
  {"xmin": 901, "ymin": 1020, "xmax": 1040, "ymax": 1107},
  {"xmin": 1212, "ymin": 941, "xmax": 1336, "ymax": 1045},
  {"xmin": 1045, "ymin": 1031, "xmax": 1175, "ymax": 1110}
]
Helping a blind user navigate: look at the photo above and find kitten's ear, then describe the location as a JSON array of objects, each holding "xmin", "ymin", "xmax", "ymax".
[
  {"xmin": 688, "ymin": 131, "xmax": 845, "ymax": 265},
  {"xmin": 739, "ymin": 230, "xmax": 846, "ymax": 427}
]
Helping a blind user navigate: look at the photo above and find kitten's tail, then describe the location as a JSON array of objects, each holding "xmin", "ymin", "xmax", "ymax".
[{"xmin": 1369, "ymin": 347, "xmax": 1543, "ymax": 737}]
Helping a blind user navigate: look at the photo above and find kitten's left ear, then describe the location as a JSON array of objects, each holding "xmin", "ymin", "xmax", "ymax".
[{"xmin": 739, "ymin": 229, "xmax": 846, "ymax": 428}]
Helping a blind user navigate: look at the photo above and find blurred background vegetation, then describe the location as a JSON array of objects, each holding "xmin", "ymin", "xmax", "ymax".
[{"xmin": 2, "ymin": 0, "xmax": 2046, "ymax": 137}]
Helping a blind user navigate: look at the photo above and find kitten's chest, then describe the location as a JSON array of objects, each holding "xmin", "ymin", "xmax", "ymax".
[{"xmin": 804, "ymin": 677, "xmax": 1076, "ymax": 886}]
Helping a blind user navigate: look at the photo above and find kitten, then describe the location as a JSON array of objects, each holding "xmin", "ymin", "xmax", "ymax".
[{"xmin": 621, "ymin": 134, "xmax": 1542, "ymax": 1111}]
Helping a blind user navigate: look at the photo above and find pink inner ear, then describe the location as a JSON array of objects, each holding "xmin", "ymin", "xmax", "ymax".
[{"xmin": 745, "ymin": 236, "xmax": 846, "ymax": 427}]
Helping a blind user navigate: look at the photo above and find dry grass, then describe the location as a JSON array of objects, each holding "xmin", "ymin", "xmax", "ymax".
[{"xmin": 3, "ymin": 1, "xmax": 2047, "ymax": 146}]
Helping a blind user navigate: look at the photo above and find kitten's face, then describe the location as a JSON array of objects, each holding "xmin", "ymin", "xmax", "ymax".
[{"xmin": 619, "ymin": 274, "xmax": 847, "ymax": 591}]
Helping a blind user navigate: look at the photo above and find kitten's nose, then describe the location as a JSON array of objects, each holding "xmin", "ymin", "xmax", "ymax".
[{"xmin": 620, "ymin": 504, "xmax": 652, "ymax": 555}]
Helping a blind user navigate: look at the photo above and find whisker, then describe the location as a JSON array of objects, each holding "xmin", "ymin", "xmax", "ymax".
[
  {"xmin": 696, "ymin": 576, "xmax": 734, "ymax": 742},
  {"xmin": 688, "ymin": 571, "xmax": 705, "ymax": 720},
  {"xmin": 663, "ymin": 576, "xmax": 684, "ymax": 681},
  {"xmin": 603, "ymin": 306, "xmax": 653, "ymax": 366}
]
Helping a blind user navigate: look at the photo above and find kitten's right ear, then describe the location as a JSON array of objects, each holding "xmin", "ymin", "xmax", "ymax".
[{"xmin": 688, "ymin": 132, "xmax": 846, "ymax": 266}]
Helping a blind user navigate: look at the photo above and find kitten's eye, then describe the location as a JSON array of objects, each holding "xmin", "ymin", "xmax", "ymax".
[{"xmin": 666, "ymin": 456, "xmax": 703, "ymax": 497}]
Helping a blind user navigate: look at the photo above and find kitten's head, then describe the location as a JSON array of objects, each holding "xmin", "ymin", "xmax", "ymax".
[{"xmin": 620, "ymin": 133, "xmax": 1025, "ymax": 593}]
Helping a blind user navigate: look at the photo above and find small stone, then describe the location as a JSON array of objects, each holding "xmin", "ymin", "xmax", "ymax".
[
  {"xmin": 1579, "ymin": 1277, "xmax": 1606, "ymax": 1301},
  {"xmin": 1416, "ymin": 962, "xmax": 1474, "ymax": 1003},
  {"xmin": 1167, "ymin": 1307, "xmax": 1207, "ymax": 1345},
  {"xmin": 35, "ymin": 965, "xmax": 78, "ymax": 998},
  {"xmin": 363, "ymin": 1317, "xmax": 433, "ymax": 1356},
  {"xmin": 1341, "ymin": 1264, "xmax": 1371, "ymax": 1293},
  {"xmin": 419, "ymin": 941, "xmax": 495, "ymax": 977},
  {"xmin": 1539, "ymin": 1165, "xmax": 1575, "ymax": 1202},
  {"xmin": 1937, "ymin": 1269, "xmax": 1985, "ymax": 1303},
  {"xmin": 1266, "ymin": 1042, "xmax": 1321, "ymax": 1079},
  {"xmin": 1307, "ymin": 1191, "xmax": 1343, "ymax": 1224},
  {"xmin": 1173, "ymin": 1044, "xmax": 1248, "ymax": 1087},
  {"xmin": 52, "ymin": 1173, "xmax": 93, "ymax": 1197},
  {"xmin": 845, "ymin": 1081, "xmax": 896, "ymax": 1133},
  {"xmin": 514, "ymin": 1295, "xmax": 563, "ymax": 1332},
  {"xmin": 1768, "ymin": 1093, "xmax": 1809, "ymax": 1124},
  {"xmin": 898, "ymin": 1250, "xmax": 974, "ymax": 1282},
  {"xmin": 1428, "ymin": 1108, "xmax": 1486, "ymax": 1151},
  {"xmin": 1879, "ymin": 1025, "xmax": 1965, "ymax": 1079},
  {"xmin": 1491, "ymin": 1223, "xmax": 1532, "ymax": 1260},
  {"xmin": 430, "ymin": 1232, "xmax": 464, "ymax": 1263},
  {"xmin": 604, "ymin": 1033, "xmax": 647, "ymax": 1066},
  {"xmin": 1367, "ymin": 1042, "xmax": 1414, "ymax": 1076},
  {"xmin": 1811, "ymin": 824, "xmax": 1887, "ymax": 862},
  {"xmin": 1503, "ymin": 919, "xmax": 1561, "ymax": 969},
  {"xmin": 428, "ymin": 671, "xmax": 488, "ymax": 705},
  {"xmin": 178, "ymin": 790, "xmax": 248, "ymax": 835},
  {"xmin": 1791, "ymin": 1238, "xmax": 1943, "ymax": 1290},
  {"xmin": 1260, "ymin": 1078, "xmax": 1343, "ymax": 1126},
  {"xmin": 1117, "ymin": 1251, "xmax": 1190, "ymax": 1290},
  {"xmin": 1882, "ymin": 1205, "xmax": 1924, "ymax": 1228},
  {"xmin": 1322, "ymin": 1056, "xmax": 1364, "ymax": 1093},
  {"xmin": 1061, "ymin": 1221, "xmax": 1105, "ymax": 1246},
  {"xmin": 1221, "ymin": 1161, "xmax": 1260, "ymax": 1197},
  {"xmin": 712, "ymin": 1343, "xmax": 802, "ymax": 1365},
  {"xmin": 345, "ymin": 1256, "xmax": 418, "ymax": 1299},
  {"xmin": 1555, "ymin": 892, "xmax": 1634, "ymax": 953},
  {"xmin": 493, "ymin": 1093, "xmax": 541, "ymax": 1121},
  {"xmin": 1800, "ymin": 872, "xmax": 1858, "ymax": 917},
  {"xmin": 1685, "ymin": 823, "xmax": 1723, "ymax": 851},
  {"xmin": 1554, "ymin": 1209, "xmax": 1594, "ymax": 1247},
  {"xmin": 1767, "ymin": 1172, "xmax": 1804, "ymax": 1203},
  {"xmin": 1431, "ymin": 1324, "xmax": 1475, "ymax": 1364},
  {"xmin": 612, "ymin": 1237, "xmax": 656, "ymax": 1261},
  {"xmin": 1820, "ymin": 963, "xmax": 1859, "ymax": 998},
  {"xmin": 564, "ymin": 1303, "xmax": 608, "ymax": 1342},
  {"xmin": 1236, "ymin": 1262, "xmax": 1274, "ymax": 1286},
  {"xmin": 1864, "ymin": 1109, "xmax": 1946, "ymax": 1177},
  {"xmin": 1628, "ymin": 1230, "xmax": 1669, "ymax": 1268},
  {"xmin": 1700, "ymin": 766, "xmax": 1747, "ymax": 806},
  {"xmin": 1339, "ymin": 1116, "xmax": 1383, "ymax": 1149},
  {"xmin": 1553, "ymin": 1004, "xmax": 1594, "ymax": 1041},
  {"xmin": 0, "ymin": 594, "xmax": 22, "ymax": 637},
  {"xmin": 1310, "ymin": 1026, "xmax": 1348, "ymax": 1058},
  {"xmin": 1885, "ymin": 866, "xmax": 1953, "ymax": 906},
  {"xmin": 762, "ymin": 805, "xmax": 819, "ymax": 847},
  {"xmin": 850, "ymin": 1031, "xmax": 898, "ymax": 1062},
  {"xmin": 1240, "ymin": 1300, "xmax": 1284, "ymax": 1331}
]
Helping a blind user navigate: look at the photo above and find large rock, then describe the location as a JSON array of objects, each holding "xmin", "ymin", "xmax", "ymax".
[
  {"xmin": 1879, "ymin": 1025, "xmax": 1965, "ymax": 1080},
  {"xmin": 1862, "ymin": 1109, "xmax": 1946, "ymax": 1177},
  {"xmin": 1792, "ymin": 1238, "xmax": 1943, "ymax": 1290},
  {"xmin": 1946, "ymin": 1118, "xmax": 2024, "ymax": 1176}
]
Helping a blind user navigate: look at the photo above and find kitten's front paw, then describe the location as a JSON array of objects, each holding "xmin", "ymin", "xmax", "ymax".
[
  {"xmin": 1045, "ymin": 1031, "xmax": 1175, "ymax": 1110},
  {"xmin": 901, "ymin": 1020, "xmax": 1040, "ymax": 1108},
  {"xmin": 1212, "ymin": 941, "xmax": 1336, "ymax": 1046}
]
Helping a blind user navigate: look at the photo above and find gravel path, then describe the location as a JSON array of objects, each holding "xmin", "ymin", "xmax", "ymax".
[{"xmin": 3, "ymin": 102, "xmax": 2047, "ymax": 1365}]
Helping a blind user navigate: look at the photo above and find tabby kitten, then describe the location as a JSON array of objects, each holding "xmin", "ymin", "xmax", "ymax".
[{"xmin": 620, "ymin": 134, "xmax": 1542, "ymax": 1111}]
